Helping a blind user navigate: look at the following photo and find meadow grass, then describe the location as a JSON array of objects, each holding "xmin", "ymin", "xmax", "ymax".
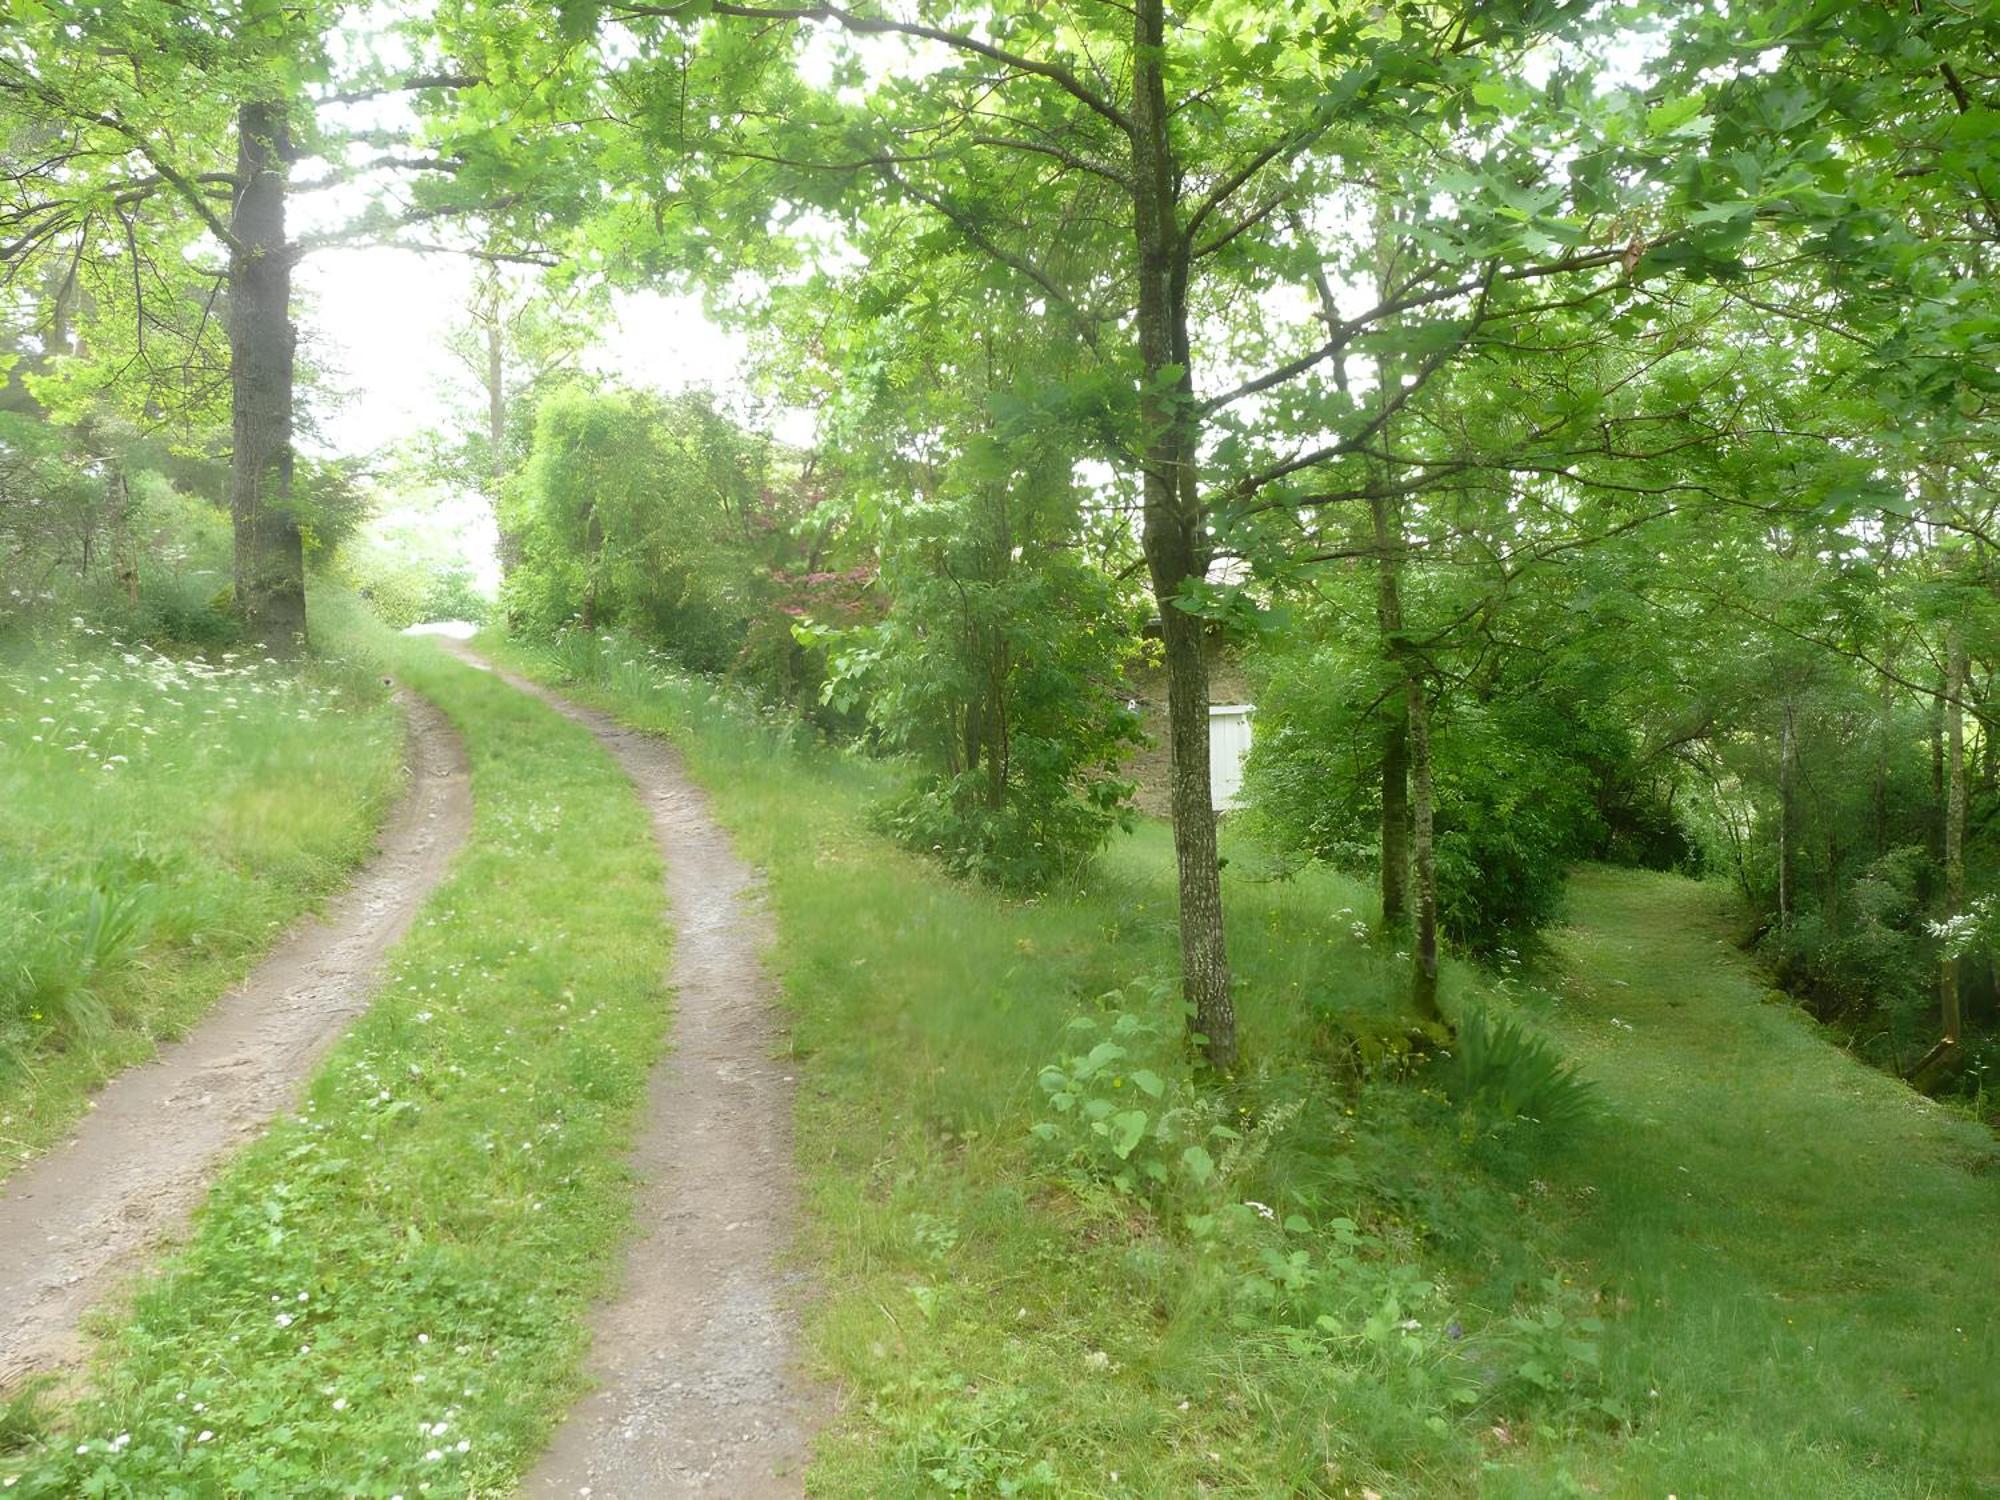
[
  {"xmin": 1, "ymin": 627, "xmax": 675, "ymax": 1497},
  {"xmin": 500, "ymin": 630, "xmax": 2000, "ymax": 1499},
  {"xmin": 0, "ymin": 625, "xmax": 402, "ymax": 1178},
  {"xmin": 1478, "ymin": 868, "xmax": 2000, "ymax": 1498}
]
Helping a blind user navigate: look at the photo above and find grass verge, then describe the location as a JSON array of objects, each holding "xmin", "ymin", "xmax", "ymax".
[
  {"xmin": 0, "ymin": 623, "xmax": 402, "ymax": 1179},
  {"xmin": 497, "ymin": 629, "xmax": 2000, "ymax": 1499},
  {"xmin": 1, "ymin": 627, "xmax": 674, "ymax": 1497}
]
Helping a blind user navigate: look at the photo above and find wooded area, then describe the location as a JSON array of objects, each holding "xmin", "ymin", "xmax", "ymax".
[
  {"xmin": 3, "ymin": 1, "xmax": 1998, "ymax": 1494},
  {"xmin": 9, "ymin": 0, "xmax": 1995, "ymax": 1087}
]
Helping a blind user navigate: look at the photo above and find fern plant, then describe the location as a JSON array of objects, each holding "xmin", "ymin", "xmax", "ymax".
[{"xmin": 1435, "ymin": 1006, "xmax": 1595, "ymax": 1132}]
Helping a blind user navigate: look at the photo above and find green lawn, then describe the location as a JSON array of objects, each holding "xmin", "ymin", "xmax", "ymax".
[
  {"xmin": 1481, "ymin": 867, "xmax": 2000, "ymax": 1498},
  {"xmin": 0, "ymin": 630, "xmax": 403, "ymax": 1178},
  {"xmin": 2, "ymin": 630, "xmax": 676, "ymax": 1497},
  {"xmin": 501, "ymin": 631, "xmax": 2000, "ymax": 1500}
]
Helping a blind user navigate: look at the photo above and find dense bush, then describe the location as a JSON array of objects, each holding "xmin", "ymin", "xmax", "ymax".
[
  {"xmin": 831, "ymin": 550, "xmax": 1140, "ymax": 890},
  {"xmin": 1246, "ymin": 637, "xmax": 1678, "ymax": 950},
  {"xmin": 498, "ymin": 385, "xmax": 777, "ymax": 670}
]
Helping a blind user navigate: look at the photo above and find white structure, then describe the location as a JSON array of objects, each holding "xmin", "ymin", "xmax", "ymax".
[{"xmin": 1208, "ymin": 704, "xmax": 1255, "ymax": 812}]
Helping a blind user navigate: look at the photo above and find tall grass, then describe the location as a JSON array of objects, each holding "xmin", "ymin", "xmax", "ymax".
[{"xmin": 0, "ymin": 625, "xmax": 402, "ymax": 1174}]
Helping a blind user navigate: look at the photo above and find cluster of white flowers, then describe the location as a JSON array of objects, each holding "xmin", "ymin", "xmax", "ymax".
[{"xmin": 1, "ymin": 640, "xmax": 347, "ymax": 776}]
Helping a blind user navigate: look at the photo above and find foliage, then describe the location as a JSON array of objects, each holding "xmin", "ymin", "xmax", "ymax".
[
  {"xmin": 850, "ymin": 521, "xmax": 1142, "ymax": 891},
  {"xmin": 0, "ymin": 411, "xmax": 240, "ymax": 649},
  {"xmin": 781, "ymin": 246, "xmax": 1145, "ymax": 892},
  {"xmin": 334, "ymin": 484, "xmax": 495, "ymax": 629},
  {"xmin": 1028, "ymin": 1000, "xmax": 1240, "ymax": 1198},
  {"xmin": 501, "ymin": 384, "xmax": 780, "ymax": 670},
  {"xmin": 1248, "ymin": 623, "xmax": 1683, "ymax": 950},
  {"xmin": 1432, "ymin": 1007, "xmax": 1597, "ymax": 1135}
]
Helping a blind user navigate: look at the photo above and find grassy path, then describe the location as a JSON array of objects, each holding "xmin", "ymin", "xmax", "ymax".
[
  {"xmin": 457, "ymin": 647, "xmax": 814, "ymax": 1498},
  {"xmin": 1489, "ymin": 867, "xmax": 2000, "ymax": 1499}
]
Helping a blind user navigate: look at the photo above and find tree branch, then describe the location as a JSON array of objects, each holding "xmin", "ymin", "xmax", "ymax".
[{"xmin": 618, "ymin": 1, "xmax": 1135, "ymax": 134}]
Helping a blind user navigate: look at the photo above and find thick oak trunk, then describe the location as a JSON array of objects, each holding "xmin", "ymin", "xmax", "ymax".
[
  {"xmin": 1132, "ymin": 0, "xmax": 1233, "ymax": 1069},
  {"xmin": 227, "ymin": 98, "xmax": 306, "ymax": 651}
]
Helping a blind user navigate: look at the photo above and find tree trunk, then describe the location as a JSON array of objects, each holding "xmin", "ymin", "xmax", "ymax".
[
  {"xmin": 1371, "ymin": 489, "xmax": 1410, "ymax": 929},
  {"xmin": 1407, "ymin": 671, "xmax": 1442, "ymax": 1025},
  {"xmin": 1873, "ymin": 669, "xmax": 1893, "ymax": 857},
  {"xmin": 108, "ymin": 464, "xmax": 138, "ymax": 606},
  {"xmin": 1941, "ymin": 624, "xmax": 1967, "ymax": 1049},
  {"xmin": 1914, "ymin": 626, "xmax": 1969, "ymax": 1091},
  {"xmin": 1931, "ymin": 672, "xmax": 1946, "ymax": 858},
  {"xmin": 1777, "ymin": 701, "xmax": 1797, "ymax": 938},
  {"xmin": 1131, "ymin": 0, "xmax": 1233, "ymax": 1069},
  {"xmin": 227, "ymin": 97, "xmax": 306, "ymax": 651},
  {"xmin": 1980, "ymin": 669, "xmax": 1996, "ymax": 799},
  {"xmin": 485, "ymin": 279, "xmax": 524, "ymax": 577}
]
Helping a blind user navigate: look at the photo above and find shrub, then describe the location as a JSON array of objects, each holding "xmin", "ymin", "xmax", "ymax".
[{"xmin": 1431, "ymin": 1007, "xmax": 1595, "ymax": 1133}]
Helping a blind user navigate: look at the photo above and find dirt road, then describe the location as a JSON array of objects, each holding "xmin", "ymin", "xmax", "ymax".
[{"xmin": 452, "ymin": 651, "xmax": 814, "ymax": 1500}]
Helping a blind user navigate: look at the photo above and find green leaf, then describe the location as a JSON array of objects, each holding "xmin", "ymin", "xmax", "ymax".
[{"xmin": 1108, "ymin": 1109, "xmax": 1150, "ymax": 1159}]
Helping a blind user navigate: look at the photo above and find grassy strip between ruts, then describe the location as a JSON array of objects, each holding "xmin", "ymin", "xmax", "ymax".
[
  {"xmin": 2, "ymin": 628, "xmax": 674, "ymax": 1497},
  {"xmin": 496, "ymin": 629, "xmax": 2000, "ymax": 1500},
  {"xmin": 0, "ymin": 627, "xmax": 404, "ymax": 1179}
]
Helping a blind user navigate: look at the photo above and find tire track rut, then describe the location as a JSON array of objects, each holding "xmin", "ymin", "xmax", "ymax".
[
  {"xmin": 0, "ymin": 689, "xmax": 472, "ymax": 1391},
  {"xmin": 449, "ymin": 649, "xmax": 814, "ymax": 1500}
]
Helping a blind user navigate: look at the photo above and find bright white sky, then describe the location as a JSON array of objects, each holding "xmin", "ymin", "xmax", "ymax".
[{"xmin": 296, "ymin": 250, "xmax": 764, "ymax": 456}]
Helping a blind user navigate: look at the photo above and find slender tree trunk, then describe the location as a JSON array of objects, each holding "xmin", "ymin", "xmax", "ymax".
[
  {"xmin": 1132, "ymin": 0, "xmax": 1233, "ymax": 1069},
  {"xmin": 487, "ymin": 303, "xmax": 506, "ymax": 489},
  {"xmin": 1980, "ymin": 669, "xmax": 1996, "ymax": 799},
  {"xmin": 1777, "ymin": 701, "xmax": 1797, "ymax": 938},
  {"xmin": 486, "ymin": 279, "xmax": 524, "ymax": 577},
  {"xmin": 580, "ymin": 507, "xmax": 603, "ymax": 632},
  {"xmin": 1914, "ymin": 626, "xmax": 1970, "ymax": 1091},
  {"xmin": 1406, "ymin": 671, "xmax": 1442, "ymax": 1024},
  {"xmin": 1371, "ymin": 490, "xmax": 1410, "ymax": 929},
  {"xmin": 1873, "ymin": 669, "xmax": 1893, "ymax": 857},
  {"xmin": 108, "ymin": 464, "xmax": 138, "ymax": 606},
  {"xmin": 1931, "ymin": 672, "xmax": 1946, "ymax": 858},
  {"xmin": 227, "ymin": 97, "xmax": 306, "ymax": 651},
  {"xmin": 1942, "ymin": 624, "xmax": 1967, "ymax": 1049}
]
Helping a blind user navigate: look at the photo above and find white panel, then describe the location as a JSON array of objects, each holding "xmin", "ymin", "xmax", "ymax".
[{"xmin": 1208, "ymin": 705, "xmax": 1254, "ymax": 811}]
